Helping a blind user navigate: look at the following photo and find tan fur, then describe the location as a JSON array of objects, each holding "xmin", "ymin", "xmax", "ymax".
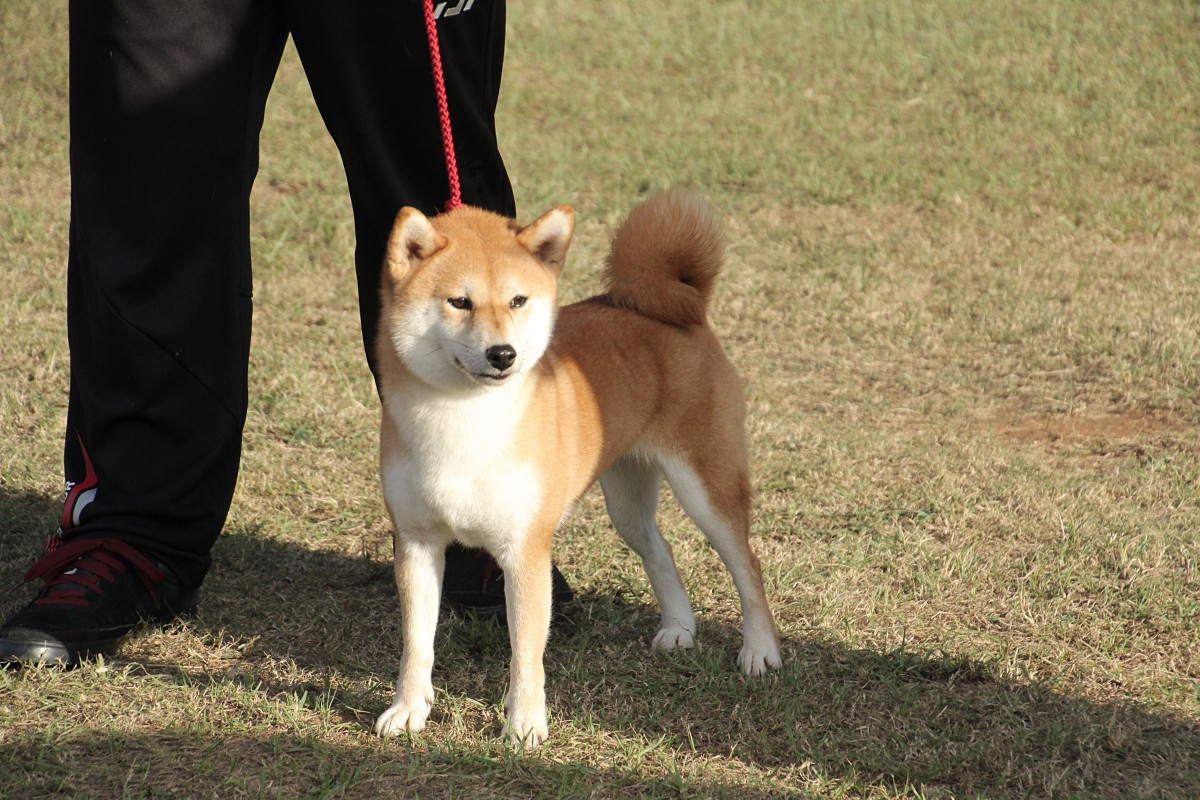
[
  {"xmin": 604, "ymin": 188, "xmax": 725, "ymax": 326},
  {"xmin": 373, "ymin": 190, "xmax": 781, "ymax": 750}
]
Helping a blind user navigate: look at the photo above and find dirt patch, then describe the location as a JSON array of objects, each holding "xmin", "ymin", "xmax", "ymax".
[{"xmin": 984, "ymin": 407, "xmax": 1190, "ymax": 458}]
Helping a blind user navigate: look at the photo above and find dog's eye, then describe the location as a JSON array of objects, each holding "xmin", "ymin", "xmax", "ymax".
[
  {"xmin": 510, "ymin": 295, "xmax": 528, "ymax": 309},
  {"xmin": 447, "ymin": 296, "xmax": 473, "ymax": 311}
]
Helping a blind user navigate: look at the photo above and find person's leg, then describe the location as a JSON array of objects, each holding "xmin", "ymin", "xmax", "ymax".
[
  {"xmin": 1, "ymin": 0, "xmax": 288, "ymax": 666},
  {"xmin": 286, "ymin": 0, "xmax": 569, "ymax": 618},
  {"xmin": 60, "ymin": 0, "xmax": 289, "ymax": 585},
  {"xmin": 286, "ymin": 0, "xmax": 515, "ymax": 376}
]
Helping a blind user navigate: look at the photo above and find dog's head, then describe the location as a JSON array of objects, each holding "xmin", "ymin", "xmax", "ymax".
[{"xmin": 379, "ymin": 204, "xmax": 574, "ymax": 391}]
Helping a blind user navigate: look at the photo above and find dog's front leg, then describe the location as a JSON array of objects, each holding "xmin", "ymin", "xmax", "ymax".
[
  {"xmin": 374, "ymin": 535, "xmax": 445, "ymax": 739},
  {"xmin": 500, "ymin": 538, "xmax": 553, "ymax": 749}
]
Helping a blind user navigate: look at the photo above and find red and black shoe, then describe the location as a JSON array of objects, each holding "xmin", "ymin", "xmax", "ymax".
[
  {"xmin": 442, "ymin": 544, "xmax": 574, "ymax": 624},
  {"xmin": 0, "ymin": 538, "xmax": 199, "ymax": 667}
]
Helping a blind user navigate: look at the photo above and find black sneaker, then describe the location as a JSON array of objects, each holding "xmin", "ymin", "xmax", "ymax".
[
  {"xmin": 442, "ymin": 544, "xmax": 574, "ymax": 623},
  {"xmin": 0, "ymin": 537, "xmax": 199, "ymax": 667}
]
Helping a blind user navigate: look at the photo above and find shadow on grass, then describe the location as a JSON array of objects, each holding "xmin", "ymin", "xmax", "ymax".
[
  {"xmin": 0, "ymin": 484, "xmax": 59, "ymax": 577},
  {"xmin": 3, "ymin": 492, "xmax": 1199, "ymax": 798},
  {"xmin": 2, "ymin": 730, "xmax": 759, "ymax": 800}
]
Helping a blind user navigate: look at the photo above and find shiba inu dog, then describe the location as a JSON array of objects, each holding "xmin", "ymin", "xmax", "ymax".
[{"xmin": 372, "ymin": 189, "xmax": 781, "ymax": 749}]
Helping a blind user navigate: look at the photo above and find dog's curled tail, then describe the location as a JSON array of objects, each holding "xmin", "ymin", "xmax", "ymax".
[{"xmin": 604, "ymin": 189, "xmax": 725, "ymax": 327}]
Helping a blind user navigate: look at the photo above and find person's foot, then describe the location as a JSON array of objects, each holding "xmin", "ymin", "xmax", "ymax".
[
  {"xmin": 441, "ymin": 545, "xmax": 574, "ymax": 623},
  {"xmin": 0, "ymin": 537, "xmax": 199, "ymax": 667}
]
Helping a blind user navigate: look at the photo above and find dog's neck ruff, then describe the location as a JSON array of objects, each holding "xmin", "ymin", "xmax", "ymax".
[
  {"xmin": 386, "ymin": 368, "xmax": 532, "ymax": 455},
  {"xmin": 381, "ymin": 368, "xmax": 542, "ymax": 553}
]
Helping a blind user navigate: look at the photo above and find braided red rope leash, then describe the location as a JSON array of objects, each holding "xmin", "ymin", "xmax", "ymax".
[{"xmin": 423, "ymin": 0, "xmax": 463, "ymax": 211}]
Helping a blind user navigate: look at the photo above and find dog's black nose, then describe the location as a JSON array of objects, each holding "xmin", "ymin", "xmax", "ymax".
[{"xmin": 486, "ymin": 344, "xmax": 517, "ymax": 371}]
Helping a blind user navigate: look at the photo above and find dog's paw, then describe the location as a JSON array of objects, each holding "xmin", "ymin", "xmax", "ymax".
[
  {"xmin": 504, "ymin": 708, "xmax": 549, "ymax": 750},
  {"xmin": 374, "ymin": 696, "xmax": 433, "ymax": 739},
  {"xmin": 651, "ymin": 623, "xmax": 695, "ymax": 651},
  {"xmin": 737, "ymin": 637, "xmax": 782, "ymax": 676}
]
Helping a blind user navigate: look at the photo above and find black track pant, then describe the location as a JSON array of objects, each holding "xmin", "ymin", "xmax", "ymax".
[{"xmin": 62, "ymin": 0, "xmax": 515, "ymax": 587}]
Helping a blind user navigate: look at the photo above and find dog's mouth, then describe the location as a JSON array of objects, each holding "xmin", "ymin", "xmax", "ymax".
[{"xmin": 454, "ymin": 357, "xmax": 513, "ymax": 385}]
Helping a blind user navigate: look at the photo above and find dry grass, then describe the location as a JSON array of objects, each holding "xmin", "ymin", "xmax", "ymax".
[{"xmin": 2, "ymin": 0, "xmax": 1199, "ymax": 797}]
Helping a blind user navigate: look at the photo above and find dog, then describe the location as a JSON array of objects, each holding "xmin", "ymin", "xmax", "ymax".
[{"xmin": 372, "ymin": 189, "xmax": 781, "ymax": 749}]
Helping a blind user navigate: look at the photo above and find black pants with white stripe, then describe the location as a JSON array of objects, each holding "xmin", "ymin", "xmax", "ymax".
[{"xmin": 62, "ymin": 0, "xmax": 514, "ymax": 586}]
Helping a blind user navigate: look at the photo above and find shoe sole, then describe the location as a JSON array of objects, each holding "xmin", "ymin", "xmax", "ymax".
[
  {"xmin": 0, "ymin": 637, "xmax": 105, "ymax": 669},
  {"xmin": 0, "ymin": 607, "xmax": 198, "ymax": 670}
]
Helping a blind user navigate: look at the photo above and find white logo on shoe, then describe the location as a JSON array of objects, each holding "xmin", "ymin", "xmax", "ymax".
[{"xmin": 72, "ymin": 488, "xmax": 97, "ymax": 526}]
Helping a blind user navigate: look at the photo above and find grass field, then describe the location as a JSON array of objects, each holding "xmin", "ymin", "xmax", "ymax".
[{"xmin": 2, "ymin": 0, "xmax": 1199, "ymax": 797}]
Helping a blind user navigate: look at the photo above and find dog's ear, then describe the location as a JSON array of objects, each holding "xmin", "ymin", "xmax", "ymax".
[
  {"xmin": 385, "ymin": 207, "xmax": 448, "ymax": 283},
  {"xmin": 517, "ymin": 206, "xmax": 574, "ymax": 276}
]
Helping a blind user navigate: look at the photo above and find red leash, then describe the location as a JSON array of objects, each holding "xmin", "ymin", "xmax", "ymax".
[{"xmin": 423, "ymin": 0, "xmax": 463, "ymax": 211}]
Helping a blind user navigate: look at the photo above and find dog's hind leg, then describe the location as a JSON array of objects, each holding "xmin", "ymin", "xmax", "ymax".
[
  {"xmin": 600, "ymin": 455, "xmax": 697, "ymax": 651},
  {"xmin": 661, "ymin": 455, "xmax": 782, "ymax": 675}
]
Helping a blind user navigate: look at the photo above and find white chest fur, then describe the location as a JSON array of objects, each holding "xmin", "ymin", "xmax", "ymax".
[{"xmin": 380, "ymin": 380, "xmax": 542, "ymax": 555}]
